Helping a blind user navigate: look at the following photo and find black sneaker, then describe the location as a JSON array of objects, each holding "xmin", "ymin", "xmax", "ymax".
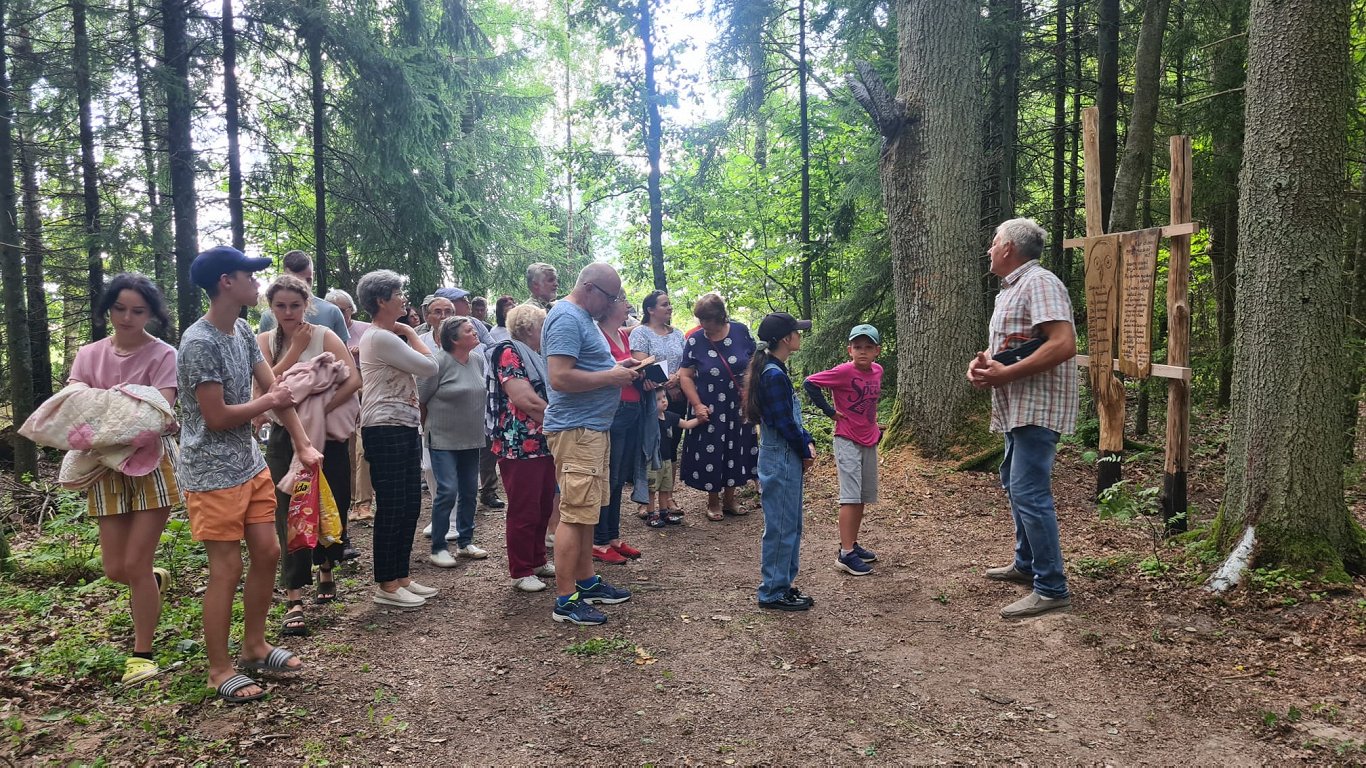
[
  {"xmin": 787, "ymin": 587, "xmax": 815, "ymax": 606},
  {"xmin": 760, "ymin": 593, "xmax": 812, "ymax": 611},
  {"xmin": 851, "ymin": 542, "xmax": 878, "ymax": 562},
  {"xmin": 645, "ymin": 512, "xmax": 668, "ymax": 528},
  {"xmin": 481, "ymin": 495, "xmax": 506, "ymax": 510}
]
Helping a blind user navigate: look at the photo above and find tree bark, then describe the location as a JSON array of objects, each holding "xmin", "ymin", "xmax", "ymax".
[
  {"xmin": 1107, "ymin": 0, "xmax": 1170, "ymax": 234},
  {"xmin": 638, "ymin": 0, "xmax": 666, "ymax": 291},
  {"xmin": 1207, "ymin": 3, "xmax": 1246, "ymax": 409},
  {"xmin": 307, "ymin": 0, "xmax": 327, "ymax": 294},
  {"xmin": 130, "ymin": 0, "xmax": 172, "ymax": 301},
  {"xmin": 798, "ymin": 0, "xmax": 812, "ymax": 319},
  {"xmin": 0, "ymin": 0, "xmax": 38, "ymax": 478},
  {"xmin": 1066, "ymin": 0, "xmax": 1082, "ymax": 285},
  {"xmin": 223, "ymin": 0, "xmax": 245, "ymax": 253},
  {"xmin": 163, "ymin": 0, "xmax": 200, "ymax": 335},
  {"xmin": 1095, "ymin": 0, "xmax": 1119, "ymax": 230},
  {"xmin": 11, "ymin": 30, "xmax": 52, "ymax": 404},
  {"xmin": 1047, "ymin": 0, "xmax": 1066, "ymax": 279},
  {"xmin": 74, "ymin": 0, "xmax": 105, "ymax": 341},
  {"xmin": 1219, "ymin": 0, "xmax": 1365, "ymax": 579},
  {"xmin": 850, "ymin": 0, "xmax": 983, "ymax": 456}
]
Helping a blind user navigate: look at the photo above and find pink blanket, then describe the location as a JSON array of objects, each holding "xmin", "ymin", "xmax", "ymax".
[
  {"xmin": 274, "ymin": 352, "xmax": 360, "ymax": 492},
  {"xmin": 20, "ymin": 382, "xmax": 178, "ymax": 488}
]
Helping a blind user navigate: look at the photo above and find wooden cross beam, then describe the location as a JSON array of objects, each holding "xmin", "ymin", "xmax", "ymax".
[{"xmin": 1074, "ymin": 354, "xmax": 1190, "ymax": 382}]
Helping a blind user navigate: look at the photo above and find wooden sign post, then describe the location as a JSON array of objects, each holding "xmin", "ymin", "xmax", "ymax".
[{"xmin": 1065, "ymin": 108, "xmax": 1195, "ymax": 531}]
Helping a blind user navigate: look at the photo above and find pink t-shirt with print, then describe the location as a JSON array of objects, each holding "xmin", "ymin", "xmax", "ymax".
[
  {"xmin": 804, "ymin": 361, "xmax": 883, "ymax": 447},
  {"xmin": 69, "ymin": 337, "xmax": 178, "ymax": 396}
]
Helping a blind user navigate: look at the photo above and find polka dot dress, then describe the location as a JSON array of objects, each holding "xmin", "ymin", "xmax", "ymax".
[{"xmin": 680, "ymin": 322, "xmax": 758, "ymax": 491}]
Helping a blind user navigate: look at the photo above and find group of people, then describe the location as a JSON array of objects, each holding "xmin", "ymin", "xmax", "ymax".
[{"xmin": 57, "ymin": 215, "xmax": 1078, "ymax": 703}]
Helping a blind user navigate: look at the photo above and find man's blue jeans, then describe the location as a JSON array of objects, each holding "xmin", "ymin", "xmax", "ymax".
[
  {"xmin": 430, "ymin": 447, "xmax": 480, "ymax": 551},
  {"xmin": 1000, "ymin": 425, "xmax": 1069, "ymax": 599}
]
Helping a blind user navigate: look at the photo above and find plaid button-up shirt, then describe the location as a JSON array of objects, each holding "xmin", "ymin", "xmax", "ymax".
[{"xmin": 988, "ymin": 260, "xmax": 1078, "ymax": 435}]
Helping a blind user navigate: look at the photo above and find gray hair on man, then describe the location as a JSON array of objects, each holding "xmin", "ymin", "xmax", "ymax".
[
  {"xmin": 356, "ymin": 269, "xmax": 406, "ymax": 315},
  {"xmin": 526, "ymin": 262, "xmax": 556, "ymax": 290},
  {"xmin": 995, "ymin": 217, "xmax": 1047, "ymax": 262}
]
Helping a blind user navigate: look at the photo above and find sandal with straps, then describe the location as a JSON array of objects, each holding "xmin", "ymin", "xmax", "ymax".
[
  {"xmin": 316, "ymin": 567, "xmax": 337, "ymax": 604},
  {"xmin": 216, "ymin": 673, "xmax": 267, "ymax": 704},
  {"xmin": 238, "ymin": 646, "xmax": 303, "ymax": 675},
  {"xmin": 280, "ymin": 601, "xmax": 309, "ymax": 637}
]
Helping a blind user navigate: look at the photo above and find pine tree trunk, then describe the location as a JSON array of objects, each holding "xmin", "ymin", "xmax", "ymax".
[
  {"xmin": 307, "ymin": 0, "xmax": 327, "ymax": 294},
  {"xmin": 1219, "ymin": 0, "xmax": 1366, "ymax": 579},
  {"xmin": 223, "ymin": 0, "xmax": 245, "ymax": 253},
  {"xmin": 638, "ymin": 0, "xmax": 666, "ymax": 291},
  {"xmin": 11, "ymin": 31, "xmax": 52, "ymax": 404},
  {"xmin": 74, "ymin": 0, "xmax": 105, "ymax": 341},
  {"xmin": 1047, "ymin": 0, "xmax": 1066, "ymax": 280},
  {"xmin": 0, "ymin": 0, "xmax": 38, "ymax": 478},
  {"xmin": 1095, "ymin": 0, "xmax": 1119, "ymax": 229},
  {"xmin": 130, "ymin": 0, "xmax": 172, "ymax": 303},
  {"xmin": 1208, "ymin": 4, "xmax": 1246, "ymax": 409},
  {"xmin": 798, "ymin": 0, "xmax": 812, "ymax": 319},
  {"xmin": 163, "ymin": 0, "xmax": 200, "ymax": 334},
  {"xmin": 1107, "ymin": 0, "xmax": 1170, "ymax": 234},
  {"xmin": 1065, "ymin": 0, "xmax": 1082, "ymax": 286},
  {"xmin": 852, "ymin": 0, "xmax": 984, "ymax": 455}
]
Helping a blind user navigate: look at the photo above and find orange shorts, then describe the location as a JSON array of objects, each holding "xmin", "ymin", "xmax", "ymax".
[{"xmin": 184, "ymin": 468, "xmax": 276, "ymax": 542}]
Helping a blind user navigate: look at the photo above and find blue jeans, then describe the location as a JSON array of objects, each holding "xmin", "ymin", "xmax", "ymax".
[
  {"xmin": 1000, "ymin": 426, "xmax": 1069, "ymax": 598},
  {"xmin": 430, "ymin": 447, "xmax": 480, "ymax": 551},
  {"xmin": 595, "ymin": 398, "xmax": 647, "ymax": 547},
  {"xmin": 757, "ymin": 427, "xmax": 804, "ymax": 604}
]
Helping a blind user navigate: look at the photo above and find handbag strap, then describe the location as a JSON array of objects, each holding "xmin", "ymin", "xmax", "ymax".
[{"xmin": 701, "ymin": 325, "xmax": 742, "ymax": 392}]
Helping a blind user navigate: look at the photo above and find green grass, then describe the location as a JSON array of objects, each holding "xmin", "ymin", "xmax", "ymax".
[{"xmin": 564, "ymin": 637, "xmax": 634, "ymax": 658}]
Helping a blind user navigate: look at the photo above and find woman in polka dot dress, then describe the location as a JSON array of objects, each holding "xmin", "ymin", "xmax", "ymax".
[{"xmin": 678, "ymin": 293, "xmax": 758, "ymax": 520}]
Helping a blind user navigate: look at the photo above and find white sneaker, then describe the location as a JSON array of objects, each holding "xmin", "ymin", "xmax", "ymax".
[
  {"xmin": 373, "ymin": 586, "xmax": 425, "ymax": 608},
  {"xmin": 405, "ymin": 580, "xmax": 439, "ymax": 598},
  {"xmin": 422, "ymin": 523, "xmax": 432, "ymax": 538},
  {"xmin": 421, "ymin": 523, "xmax": 459, "ymax": 542},
  {"xmin": 429, "ymin": 550, "xmax": 457, "ymax": 568},
  {"xmin": 545, "ymin": 533, "xmax": 556, "ymax": 548},
  {"xmin": 534, "ymin": 562, "xmax": 556, "ymax": 577},
  {"xmin": 456, "ymin": 544, "xmax": 489, "ymax": 560},
  {"xmin": 511, "ymin": 575, "xmax": 547, "ymax": 592}
]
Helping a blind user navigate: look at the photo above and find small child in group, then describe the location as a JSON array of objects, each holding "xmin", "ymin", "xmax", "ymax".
[
  {"xmin": 744, "ymin": 312, "xmax": 817, "ymax": 611},
  {"xmin": 802, "ymin": 324, "xmax": 884, "ymax": 576},
  {"xmin": 643, "ymin": 390, "xmax": 700, "ymax": 528}
]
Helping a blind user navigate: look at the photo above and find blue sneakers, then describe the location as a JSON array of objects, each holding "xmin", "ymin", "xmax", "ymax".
[
  {"xmin": 578, "ymin": 577, "xmax": 632, "ymax": 605},
  {"xmin": 851, "ymin": 542, "xmax": 878, "ymax": 562},
  {"xmin": 837, "ymin": 549, "xmax": 873, "ymax": 576},
  {"xmin": 552, "ymin": 594, "xmax": 608, "ymax": 625}
]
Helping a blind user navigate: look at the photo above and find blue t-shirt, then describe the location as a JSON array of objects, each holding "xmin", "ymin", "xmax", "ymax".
[{"xmin": 541, "ymin": 300, "xmax": 619, "ymax": 433}]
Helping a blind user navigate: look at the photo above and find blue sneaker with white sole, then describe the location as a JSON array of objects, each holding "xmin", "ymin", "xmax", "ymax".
[
  {"xmin": 837, "ymin": 549, "xmax": 873, "ymax": 576},
  {"xmin": 851, "ymin": 542, "xmax": 878, "ymax": 562},
  {"xmin": 552, "ymin": 595, "xmax": 607, "ymax": 625},
  {"xmin": 578, "ymin": 577, "xmax": 632, "ymax": 605}
]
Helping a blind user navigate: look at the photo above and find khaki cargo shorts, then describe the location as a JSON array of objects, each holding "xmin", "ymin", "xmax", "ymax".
[{"xmin": 546, "ymin": 428, "xmax": 610, "ymax": 525}]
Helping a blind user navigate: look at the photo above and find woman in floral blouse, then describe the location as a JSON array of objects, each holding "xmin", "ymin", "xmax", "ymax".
[{"xmin": 487, "ymin": 303, "xmax": 558, "ymax": 592}]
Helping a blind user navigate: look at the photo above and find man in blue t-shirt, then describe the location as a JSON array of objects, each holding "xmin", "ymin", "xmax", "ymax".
[{"xmin": 542, "ymin": 262, "xmax": 641, "ymax": 626}]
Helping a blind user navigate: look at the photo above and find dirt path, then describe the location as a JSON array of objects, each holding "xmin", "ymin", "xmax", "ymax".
[{"xmin": 18, "ymin": 442, "xmax": 1365, "ymax": 765}]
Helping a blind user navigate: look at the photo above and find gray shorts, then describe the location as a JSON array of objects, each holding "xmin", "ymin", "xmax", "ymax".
[{"xmin": 833, "ymin": 436, "xmax": 879, "ymax": 504}]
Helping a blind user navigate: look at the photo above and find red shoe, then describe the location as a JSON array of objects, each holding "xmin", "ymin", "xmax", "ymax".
[
  {"xmin": 592, "ymin": 546, "xmax": 628, "ymax": 565},
  {"xmin": 611, "ymin": 541, "xmax": 642, "ymax": 559}
]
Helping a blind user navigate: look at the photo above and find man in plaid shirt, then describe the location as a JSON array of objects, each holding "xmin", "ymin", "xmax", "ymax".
[{"xmin": 967, "ymin": 218, "xmax": 1078, "ymax": 619}]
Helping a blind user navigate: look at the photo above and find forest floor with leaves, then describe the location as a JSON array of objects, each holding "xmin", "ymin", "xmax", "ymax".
[{"xmin": 3, "ymin": 411, "xmax": 1366, "ymax": 766}]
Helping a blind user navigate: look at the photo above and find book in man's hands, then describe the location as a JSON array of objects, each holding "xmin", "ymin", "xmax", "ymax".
[{"xmin": 635, "ymin": 355, "xmax": 670, "ymax": 384}]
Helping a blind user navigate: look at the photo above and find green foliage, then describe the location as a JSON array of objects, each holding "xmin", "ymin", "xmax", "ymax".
[
  {"xmin": 1097, "ymin": 481, "xmax": 1161, "ymax": 522},
  {"xmin": 564, "ymin": 636, "xmax": 634, "ymax": 658},
  {"xmin": 1073, "ymin": 554, "xmax": 1135, "ymax": 579}
]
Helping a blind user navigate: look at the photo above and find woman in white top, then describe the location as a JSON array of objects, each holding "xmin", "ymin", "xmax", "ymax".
[
  {"xmin": 326, "ymin": 288, "xmax": 374, "ymax": 521},
  {"xmin": 356, "ymin": 270, "xmax": 439, "ymax": 609},
  {"xmin": 256, "ymin": 275, "xmax": 360, "ymax": 636}
]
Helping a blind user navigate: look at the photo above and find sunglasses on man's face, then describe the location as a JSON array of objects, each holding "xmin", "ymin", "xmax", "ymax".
[{"xmin": 587, "ymin": 283, "xmax": 625, "ymax": 303}]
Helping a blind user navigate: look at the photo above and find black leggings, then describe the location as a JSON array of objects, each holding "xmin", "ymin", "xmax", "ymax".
[{"xmin": 267, "ymin": 431, "xmax": 352, "ymax": 590}]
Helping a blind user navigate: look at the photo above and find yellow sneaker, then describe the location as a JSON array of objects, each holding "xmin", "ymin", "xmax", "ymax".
[{"xmin": 120, "ymin": 656, "xmax": 159, "ymax": 686}]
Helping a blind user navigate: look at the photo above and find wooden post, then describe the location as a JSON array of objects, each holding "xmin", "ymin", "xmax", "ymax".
[
  {"xmin": 1163, "ymin": 135, "xmax": 1192, "ymax": 533},
  {"xmin": 1082, "ymin": 107, "xmax": 1126, "ymax": 496}
]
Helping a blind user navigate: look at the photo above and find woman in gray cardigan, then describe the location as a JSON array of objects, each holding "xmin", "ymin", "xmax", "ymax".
[{"xmin": 417, "ymin": 316, "xmax": 490, "ymax": 566}]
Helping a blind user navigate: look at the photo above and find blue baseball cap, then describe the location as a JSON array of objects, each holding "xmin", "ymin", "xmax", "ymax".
[
  {"xmin": 190, "ymin": 246, "xmax": 271, "ymax": 290},
  {"xmin": 434, "ymin": 287, "xmax": 470, "ymax": 302},
  {"xmin": 849, "ymin": 324, "xmax": 881, "ymax": 344}
]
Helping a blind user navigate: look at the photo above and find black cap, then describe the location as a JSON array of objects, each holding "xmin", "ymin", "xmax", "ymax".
[
  {"xmin": 190, "ymin": 246, "xmax": 272, "ymax": 290},
  {"xmin": 757, "ymin": 312, "xmax": 813, "ymax": 344}
]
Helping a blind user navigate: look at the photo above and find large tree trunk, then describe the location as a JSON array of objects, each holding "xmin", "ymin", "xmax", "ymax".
[
  {"xmin": 850, "ymin": 0, "xmax": 983, "ymax": 455},
  {"xmin": 638, "ymin": 0, "xmax": 665, "ymax": 291},
  {"xmin": 0, "ymin": 0, "xmax": 38, "ymax": 478},
  {"xmin": 1218, "ymin": 0, "xmax": 1365, "ymax": 579},
  {"xmin": 163, "ymin": 0, "xmax": 200, "ymax": 335},
  {"xmin": 223, "ymin": 0, "xmax": 245, "ymax": 253},
  {"xmin": 1107, "ymin": 0, "xmax": 1170, "ymax": 234},
  {"xmin": 74, "ymin": 0, "xmax": 105, "ymax": 341},
  {"xmin": 130, "ymin": 0, "xmax": 172, "ymax": 302},
  {"xmin": 797, "ymin": 0, "xmax": 812, "ymax": 319},
  {"xmin": 11, "ymin": 30, "xmax": 52, "ymax": 404},
  {"xmin": 1047, "ymin": 0, "xmax": 1066, "ymax": 279},
  {"xmin": 307, "ymin": 0, "xmax": 327, "ymax": 294},
  {"xmin": 1095, "ymin": 0, "xmax": 1119, "ymax": 230}
]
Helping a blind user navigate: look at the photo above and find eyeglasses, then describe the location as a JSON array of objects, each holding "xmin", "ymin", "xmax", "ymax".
[{"xmin": 587, "ymin": 283, "xmax": 626, "ymax": 304}]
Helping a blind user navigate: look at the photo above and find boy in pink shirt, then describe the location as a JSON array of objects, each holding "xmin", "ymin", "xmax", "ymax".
[{"xmin": 803, "ymin": 324, "xmax": 884, "ymax": 575}]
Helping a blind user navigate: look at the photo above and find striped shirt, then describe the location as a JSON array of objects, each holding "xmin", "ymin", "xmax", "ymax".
[{"xmin": 988, "ymin": 260, "xmax": 1078, "ymax": 435}]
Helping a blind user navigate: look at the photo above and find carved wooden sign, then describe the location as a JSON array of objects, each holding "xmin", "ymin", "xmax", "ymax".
[
  {"xmin": 1118, "ymin": 227, "xmax": 1161, "ymax": 378},
  {"xmin": 1083, "ymin": 234, "xmax": 1121, "ymax": 392}
]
